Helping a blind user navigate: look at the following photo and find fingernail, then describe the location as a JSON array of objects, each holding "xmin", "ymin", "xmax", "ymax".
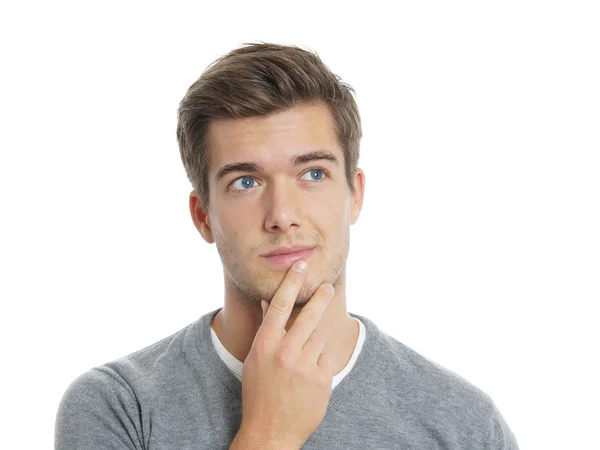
[
  {"xmin": 325, "ymin": 284, "xmax": 334, "ymax": 295},
  {"xmin": 295, "ymin": 261, "xmax": 308, "ymax": 272}
]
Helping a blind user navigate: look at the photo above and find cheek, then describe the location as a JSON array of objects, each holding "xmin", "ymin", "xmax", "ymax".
[
  {"xmin": 214, "ymin": 209, "xmax": 255, "ymax": 248},
  {"xmin": 322, "ymin": 196, "xmax": 351, "ymax": 226},
  {"xmin": 310, "ymin": 201, "xmax": 349, "ymax": 247}
]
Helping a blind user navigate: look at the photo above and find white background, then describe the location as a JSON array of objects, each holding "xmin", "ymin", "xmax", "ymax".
[{"xmin": 1, "ymin": 1, "xmax": 598, "ymax": 448}]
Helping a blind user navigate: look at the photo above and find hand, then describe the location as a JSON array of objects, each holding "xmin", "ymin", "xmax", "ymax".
[{"xmin": 236, "ymin": 260, "xmax": 335, "ymax": 449}]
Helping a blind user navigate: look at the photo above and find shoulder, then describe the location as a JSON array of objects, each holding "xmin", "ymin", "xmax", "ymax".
[
  {"xmin": 55, "ymin": 317, "xmax": 206, "ymax": 448},
  {"xmin": 58, "ymin": 317, "xmax": 204, "ymax": 413},
  {"xmin": 381, "ymin": 330, "xmax": 490, "ymax": 405},
  {"xmin": 106, "ymin": 318, "xmax": 201, "ymax": 377},
  {"xmin": 354, "ymin": 314, "xmax": 519, "ymax": 448},
  {"xmin": 55, "ymin": 366, "xmax": 144, "ymax": 448},
  {"xmin": 356, "ymin": 314, "xmax": 490, "ymax": 407},
  {"xmin": 381, "ymin": 332, "xmax": 502, "ymax": 425},
  {"xmin": 56, "ymin": 318, "xmax": 199, "ymax": 417}
]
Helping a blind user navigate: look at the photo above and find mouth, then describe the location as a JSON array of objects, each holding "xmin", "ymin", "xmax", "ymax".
[{"xmin": 261, "ymin": 247, "xmax": 316, "ymax": 268}]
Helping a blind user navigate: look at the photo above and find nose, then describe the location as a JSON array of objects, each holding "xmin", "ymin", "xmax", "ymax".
[{"xmin": 263, "ymin": 179, "xmax": 302, "ymax": 234}]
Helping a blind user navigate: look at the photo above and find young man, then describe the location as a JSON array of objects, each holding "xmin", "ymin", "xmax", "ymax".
[{"xmin": 55, "ymin": 43, "xmax": 519, "ymax": 449}]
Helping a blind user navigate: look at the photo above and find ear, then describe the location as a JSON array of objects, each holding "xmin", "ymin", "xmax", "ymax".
[
  {"xmin": 189, "ymin": 191, "xmax": 215, "ymax": 243},
  {"xmin": 350, "ymin": 168, "xmax": 365, "ymax": 225}
]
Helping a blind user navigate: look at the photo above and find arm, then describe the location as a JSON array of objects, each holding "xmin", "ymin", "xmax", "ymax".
[{"xmin": 55, "ymin": 367, "xmax": 144, "ymax": 450}]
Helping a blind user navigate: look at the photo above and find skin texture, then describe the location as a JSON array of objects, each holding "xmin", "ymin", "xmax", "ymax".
[{"xmin": 189, "ymin": 100, "xmax": 365, "ymax": 376}]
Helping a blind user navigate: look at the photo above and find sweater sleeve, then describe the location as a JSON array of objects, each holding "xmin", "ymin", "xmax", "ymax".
[
  {"xmin": 485, "ymin": 400, "xmax": 519, "ymax": 450},
  {"xmin": 55, "ymin": 367, "xmax": 145, "ymax": 450}
]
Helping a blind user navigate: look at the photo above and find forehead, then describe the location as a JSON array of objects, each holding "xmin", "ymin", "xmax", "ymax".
[{"xmin": 206, "ymin": 102, "xmax": 342, "ymax": 176}]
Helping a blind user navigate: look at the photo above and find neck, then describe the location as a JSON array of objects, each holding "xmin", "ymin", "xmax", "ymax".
[{"xmin": 210, "ymin": 274, "xmax": 359, "ymax": 376}]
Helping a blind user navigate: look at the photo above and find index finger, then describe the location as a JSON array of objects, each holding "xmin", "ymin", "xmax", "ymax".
[{"xmin": 260, "ymin": 260, "xmax": 308, "ymax": 340}]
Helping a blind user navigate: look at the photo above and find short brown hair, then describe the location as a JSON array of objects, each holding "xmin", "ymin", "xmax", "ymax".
[{"xmin": 176, "ymin": 42, "xmax": 362, "ymax": 211}]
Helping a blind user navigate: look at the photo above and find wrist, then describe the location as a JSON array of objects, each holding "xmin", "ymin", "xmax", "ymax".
[{"xmin": 231, "ymin": 426, "xmax": 303, "ymax": 450}]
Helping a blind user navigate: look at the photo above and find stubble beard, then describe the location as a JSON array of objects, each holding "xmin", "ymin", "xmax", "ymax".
[{"xmin": 217, "ymin": 235, "xmax": 349, "ymax": 310}]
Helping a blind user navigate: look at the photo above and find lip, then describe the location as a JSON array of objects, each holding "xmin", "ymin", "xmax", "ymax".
[
  {"xmin": 261, "ymin": 246, "xmax": 316, "ymax": 267},
  {"xmin": 261, "ymin": 245, "xmax": 316, "ymax": 257}
]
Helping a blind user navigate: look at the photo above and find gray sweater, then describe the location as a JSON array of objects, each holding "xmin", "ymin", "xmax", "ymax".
[{"xmin": 55, "ymin": 308, "xmax": 518, "ymax": 449}]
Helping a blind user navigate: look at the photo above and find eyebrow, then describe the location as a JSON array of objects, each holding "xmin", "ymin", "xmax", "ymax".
[{"xmin": 215, "ymin": 150, "xmax": 339, "ymax": 183}]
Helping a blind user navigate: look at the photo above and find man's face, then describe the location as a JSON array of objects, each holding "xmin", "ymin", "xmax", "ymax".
[{"xmin": 198, "ymin": 101, "xmax": 364, "ymax": 308}]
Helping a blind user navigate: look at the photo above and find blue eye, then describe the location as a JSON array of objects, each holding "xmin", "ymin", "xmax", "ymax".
[
  {"xmin": 231, "ymin": 176, "xmax": 256, "ymax": 190},
  {"xmin": 302, "ymin": 169, "xmax": 325, "ymax": 181},
  {"xmin": 229, "ymin": 168, "xmax": 327, "ymax": 192}
]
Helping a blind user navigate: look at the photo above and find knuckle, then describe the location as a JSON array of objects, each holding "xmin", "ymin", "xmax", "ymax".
[
  {"xmin": 297, "ymin": 310, "xmax": 319, "ymax": 330},
  {"xmin": 275, "ymin": 346, "xmax": 294, "ymax": 368},
  {"xmin": 269, "ymin": 297, "xmax": 290, "ymax": 315}
]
